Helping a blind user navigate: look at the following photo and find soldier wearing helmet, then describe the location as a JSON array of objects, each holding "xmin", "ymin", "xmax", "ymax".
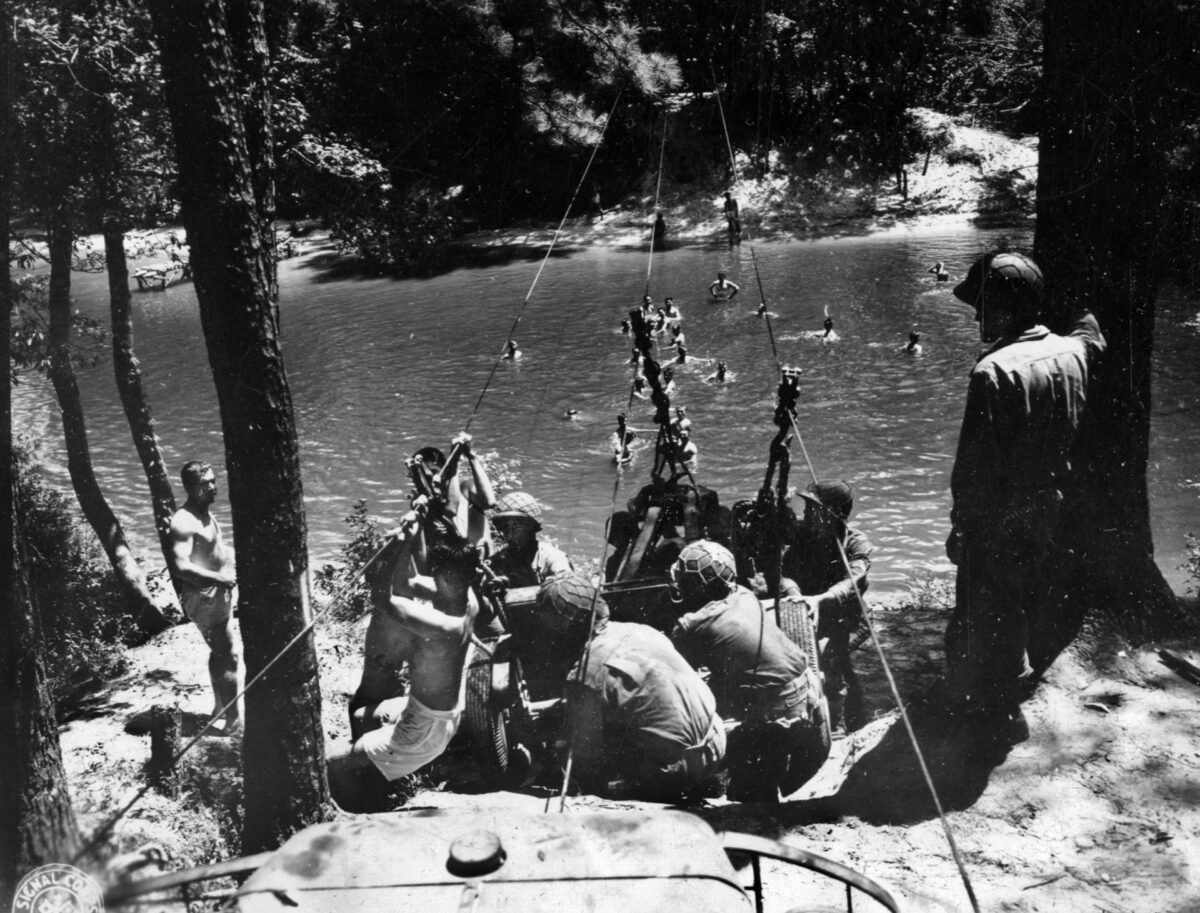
[
  {"xmin": 538, "ymin": 573, "xmax": 725, "ymax": 801},
  {"xmin": 668, "ymin": 541, "xmax": 828, "ymax": 802},
  {"xmin": 486, "ymin": 491, "xmax": 573, "ymax": 590},
  {"xmin": 780, "ymin": 479, "xmax": 873, "ymax": 738},
  {"xmin": 944, "ymin": 250, "xmax": 1106, "ymax": 751}
]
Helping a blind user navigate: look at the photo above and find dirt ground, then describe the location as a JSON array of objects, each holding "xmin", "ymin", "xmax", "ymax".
[
  {"xmin": 53, "ymin": 113, "xmax": 1200, "ymax": 911},
  {"xmin": 60, "ymin": 599, "xmax": 1200, "ymax": 912}
]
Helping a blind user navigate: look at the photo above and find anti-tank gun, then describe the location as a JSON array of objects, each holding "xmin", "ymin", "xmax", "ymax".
[{"xmin": 601, "ymin": 306, "xmax": 733, "ymax": 627}]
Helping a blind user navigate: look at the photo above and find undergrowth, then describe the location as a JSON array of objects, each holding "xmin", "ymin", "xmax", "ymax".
[{"xmin": 15, "ymin": 436, "xmax": 137, "ymax": 710}]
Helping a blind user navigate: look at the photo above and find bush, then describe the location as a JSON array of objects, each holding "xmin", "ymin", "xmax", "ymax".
[
  {"xmin": 314, "ymin": 499, "xmax": 387, "ymax": 621},
  {"xmin": 315, "ymin": 452, "xmax": 523, "ymax": 621},
  {"xmin": 14, "ymin": 437, "xmax": 135, "ymax": 708}
]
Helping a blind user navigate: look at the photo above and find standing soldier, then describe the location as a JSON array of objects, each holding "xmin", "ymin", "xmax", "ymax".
[
  {"xmin": 782, "ymin": 480, "xmax": 873, "ymax": 738},
  {"xmin": 943, "ymin": 252, "xmax": 1106, "ymax": 747},
  {"xmin": 169, "ymin": 461, "xmax": 241, "ymax": 735},
  {"xmin": 722, "ymin": 191, "xmax": 741, "ymax": 237}
]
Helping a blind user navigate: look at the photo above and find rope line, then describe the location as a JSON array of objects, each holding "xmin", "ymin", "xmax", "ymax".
[
  {"xmin": 644, "ymin": 114, "xmax": 669, "ymax": 296},
  {"xmin": 555, "ymin": 111, "xmax": 673, "ymax": 811},
  {"xmin": 464, "ymin": 88, "xmax": 624, "ymax": 433},
  {"xmin": 708, "ymin": 73, "xmax": 981, "ymax": 913}
]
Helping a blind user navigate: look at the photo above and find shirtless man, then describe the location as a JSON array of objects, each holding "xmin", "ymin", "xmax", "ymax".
[
  {"xmin": 352, "ymin": 433, "xmax": 494, "ymax": 724},
  {"xmin": 328, "ymin": 523, "xmax": 480, "ymax": 811},
  {"xmin": 169, "ymin": 461, "xmax": 241, "ymax": 735},
  {"xmin": 709, "ymin": 270, "xmax": 740, "ymax": 301}
]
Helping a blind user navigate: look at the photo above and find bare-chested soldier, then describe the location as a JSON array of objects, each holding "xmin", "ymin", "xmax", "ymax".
[
  {"xmin": 350, "ymin": 433, "xmax": 494, "ymax": 732},
  {"xmin": 169, "ymin": 461, "xmax": 241, "ymax": 735},
  {"xmin": 328, "ymin": 512, "xmax": 480, "ymax": 811}
]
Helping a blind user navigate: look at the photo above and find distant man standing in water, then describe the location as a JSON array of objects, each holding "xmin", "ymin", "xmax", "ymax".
[
  {"xmin": 170, "ymin": 461, "xmax": 241, "ymax": 735},
  {"xmin": 944, "ymin": 252, "xmax": 1106, "ymax": 748}
]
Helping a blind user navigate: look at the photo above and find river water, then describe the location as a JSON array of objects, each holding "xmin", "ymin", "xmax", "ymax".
[{"xmin": 14, "ymin": 222, "xmax": 1200, "ymax": 595}]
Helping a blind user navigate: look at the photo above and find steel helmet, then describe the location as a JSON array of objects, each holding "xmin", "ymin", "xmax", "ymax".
[
  {"xmin": 671, "ymin": 540, "xmax": 737, "ymax": 600},
  {"xmin": 954, "ymin": 252, "xmax": 1044, "ymax": 315},
  {"xmin": 491, "ymin": 491, "xmax": 543, "ymax": 530},
  {"xmin": 536, "ymin": 572, "xmax": 608, "ymax": 640}
]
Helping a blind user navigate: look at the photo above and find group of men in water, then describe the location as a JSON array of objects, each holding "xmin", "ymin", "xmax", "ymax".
[{"xmin": 171, "ymin": 246, "xmax": 1105, "ymax": 808}]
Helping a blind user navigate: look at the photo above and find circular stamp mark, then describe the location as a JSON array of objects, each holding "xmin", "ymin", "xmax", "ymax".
[{"xmin": 11, "ymin": 864, "xmax": 103, "ymax": 913}]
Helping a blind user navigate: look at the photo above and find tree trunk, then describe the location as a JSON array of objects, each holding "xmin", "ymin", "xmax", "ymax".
[
  {"xmin": 150, "ymin": 0, "xmax": 332, "ymax": 854},
  {"xmin": 1, "ymin": 9, "xmax": 80, "ymax": 899},
  {"xmin": 104, "ymin": 227, "xmax": 178, "ymax": 574},
  {"xmin": 1034, "ymin": 0, "xmax": 1185, "ymax": 637},
  {"xmin": 46, "ymin": 206, "xmax": 170, "ymax": 636}
]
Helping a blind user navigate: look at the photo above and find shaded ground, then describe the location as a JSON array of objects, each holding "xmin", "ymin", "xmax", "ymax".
[{"xmin": 61, "ymin": 596, "xmax": 1200, "ymax": 913}]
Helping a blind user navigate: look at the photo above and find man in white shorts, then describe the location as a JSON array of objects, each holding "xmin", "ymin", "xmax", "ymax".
[
  {"xmin": 328, "ymin": 524, "xmax": 480, "ymax": 811},
  {"xmin": 169, "ymin": 461, "xmax": 241, "ymax": 735},
  {"xmin": 350, "ymin": 434, "xmax": 494, "ymax": 725}
]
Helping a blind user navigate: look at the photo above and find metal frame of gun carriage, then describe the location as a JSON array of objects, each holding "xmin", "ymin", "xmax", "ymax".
[{"xmin": 459, "ymin": 308, "xmax": 832, "ymax": 794}]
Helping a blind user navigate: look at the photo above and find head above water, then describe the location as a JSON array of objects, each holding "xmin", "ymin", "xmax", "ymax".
[{"xmin": 717, "ymin": 270, "xmax": 727, "ymax": 279}]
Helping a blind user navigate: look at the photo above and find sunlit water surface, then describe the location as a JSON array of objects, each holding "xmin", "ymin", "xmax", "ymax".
[{"xmin": 15, "ymin": 224, "xmax": 1200, "ymax": 595}]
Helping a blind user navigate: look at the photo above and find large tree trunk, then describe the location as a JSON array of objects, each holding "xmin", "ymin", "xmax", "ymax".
[
  {"xmin": 150, "ymin": 0, "xmax": 332, "ymax": 854},
  {"xmin": 104, "ymin": 227, "xmax": 178, "ymax": 573},
  {"xmin": 1, "ymin": 10, "xmax": 80, "ymax": 900},
  {"xmin": 1034, "ymin": 0, "xmax": 1186, "ymax": 638},
  {"xmin": 45, "ymin": 206, "xmax": 170, "ymax": 636}
]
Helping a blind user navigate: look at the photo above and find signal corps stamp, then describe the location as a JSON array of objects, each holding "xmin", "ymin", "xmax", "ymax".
[{"xmin": 11, "ymin": 864, "xmax": 103, "ymax": 913}]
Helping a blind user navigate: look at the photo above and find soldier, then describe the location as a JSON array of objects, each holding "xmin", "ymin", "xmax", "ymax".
[
  {"xmin": 538, "ymin": 574, "xmax": 725, "ymax": 801},
  {"xmin": 944, "ymin": 252, "xmax": 1105, "ymax": 746},
  {"xmin": 486, "ymin": 491, "xmax": 573, "ymax": 588},
  {"xmin": 782, "ymin": 480, "xmax": 873, "ymax": 737},
  {"xmin": 668, "ymin": 541, "xmax": 828, "ymax": 801},
  {"xmin": 169, "ymin": 461, "xmax": 241, "ymax": 735}
]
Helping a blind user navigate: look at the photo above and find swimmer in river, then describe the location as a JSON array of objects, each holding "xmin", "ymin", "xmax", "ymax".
[
  {"xmin": 503, "ymin": 339, "xmax": 522, "ymax": 360},
  {"xmin": 664, "ymin": 298, "xmax": 681, "ymax": 322},
  {"xmin": 632, "ymin": 376, "xmax": 648, "ymax": 399},
  {"xmin": 654, "ymin": 308, "xmax": 667, "ymax": 332},
  {"xmin": 613, "ymin": 413, "xmax": 637, "ymax": 464},
  {"xmin": 662, "ymin": 365, "xmax": 677, "ymax": 395},
  {"xmin": 640, "ymin": 295, "xmax": 654, "ymax": 320},
  {"xmin": 709, "ymin": 270, "xmax": 740, "ymax": 301},
  {"xmin": 564, "ymin": 408, "xmax": 581, "ymax": 420},
  {"xmin": 629, "ymin": 347, "xmax": 642, "ymax": 367},
  {"xmin": 756, "ymin": 302, "xmax": 767, "ymax": 317},
  {"xmin": 672, "ymin": 406, "xmax": 691, "ymax": 436},
  {"xmin": 670, "ymin": 325, "xmax": 687, "ymax": 351},
  {"xmin": 620, "ymin": 318, "xmax": 631, "ymax": 335},
  {"xmin": 929, "ymin": 261, "xmax": 950, "ymax": 282},
  {"xmin": 675, "ymin": 427, "xmax": 698, "ymax": 465},
  {"xmin": 675, "ymin": 344, "xmax": 689, "ymax": 364},
  {"xmin": 709, "ymin": 361, "xmax": 728, "ymax": 383},
  {"xmin": 904, "ymin": 331, "xmax": 923, "ymax": 355}
]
